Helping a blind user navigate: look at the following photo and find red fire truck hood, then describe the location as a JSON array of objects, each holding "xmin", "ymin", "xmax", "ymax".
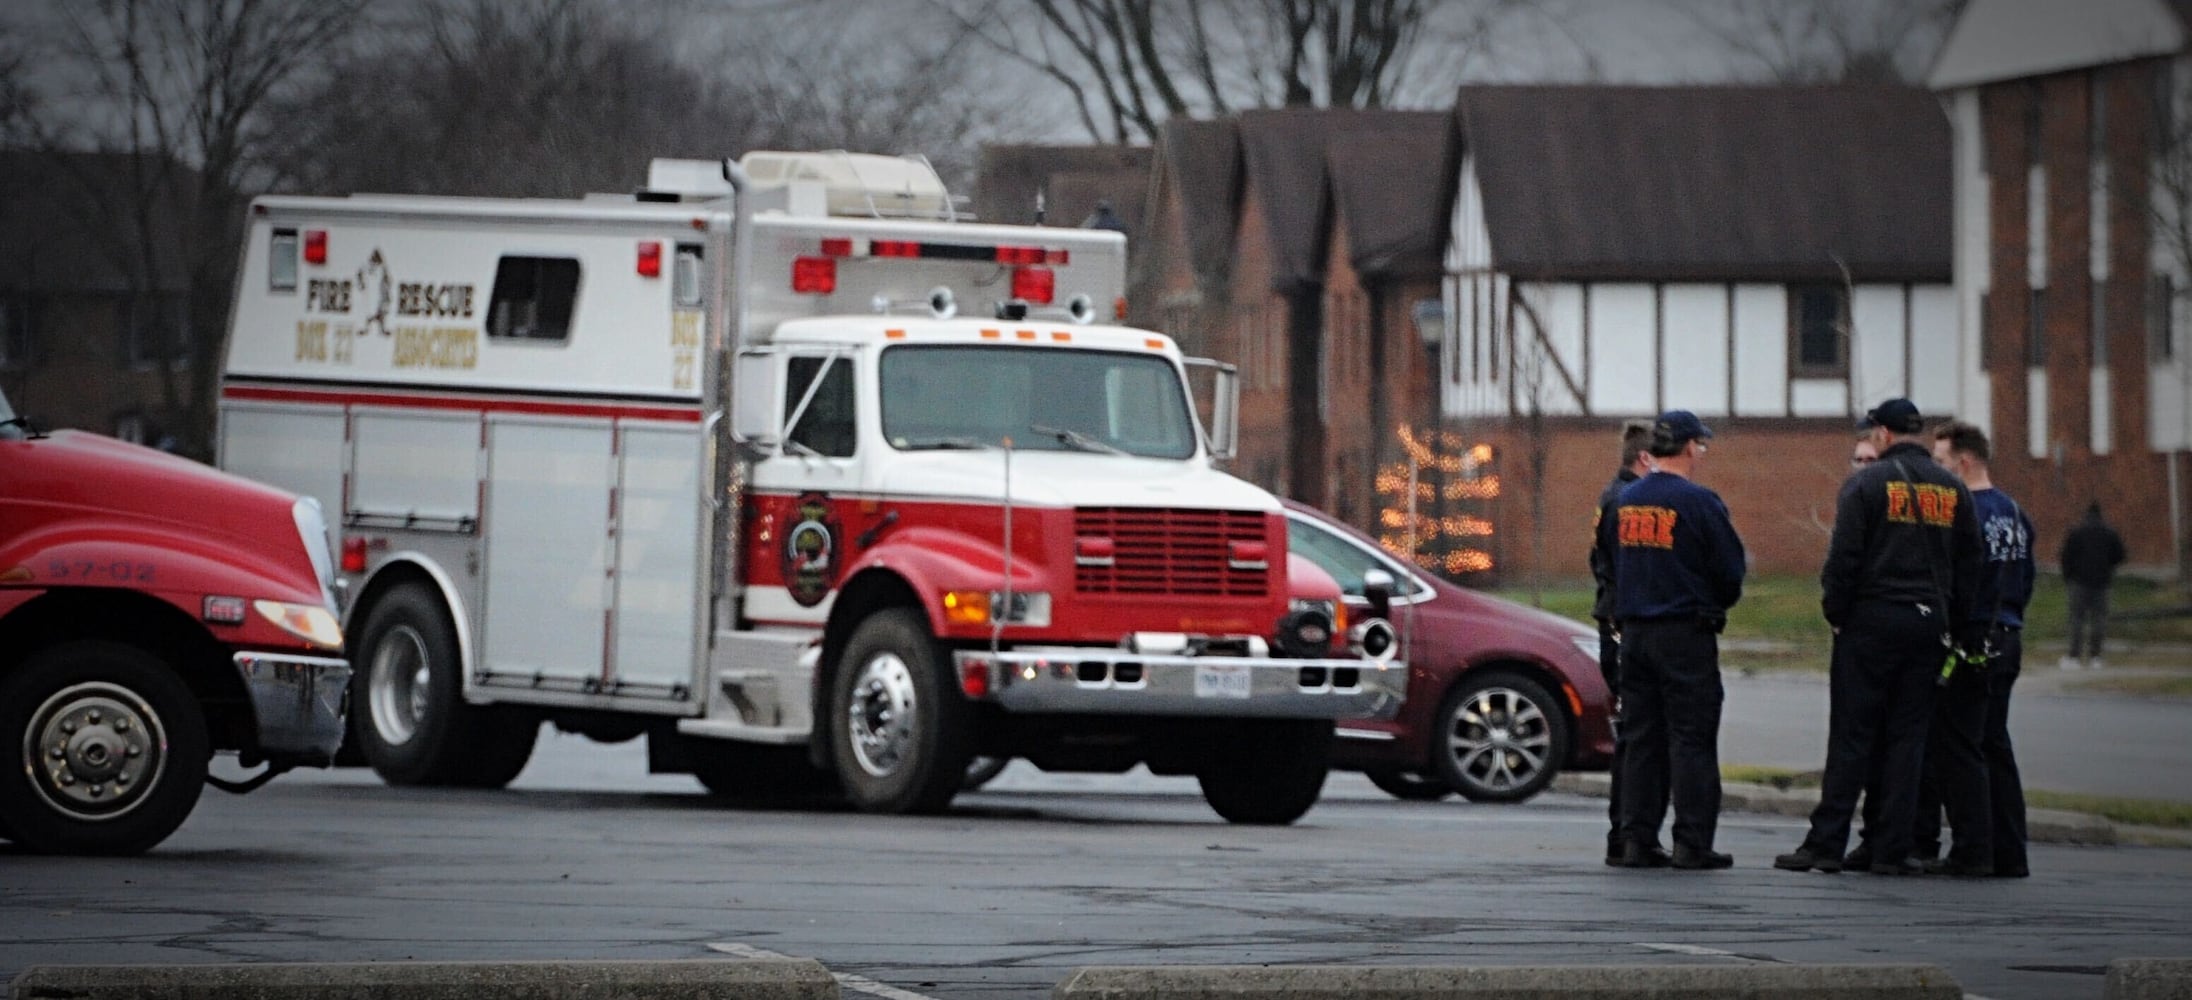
[
  {"xmin": 876, "ymin": 451, "xmax": 1281, "ymax": 511},
  {"xmin": 10, "ymin": 430, "xmax": 302, "ymax": 548}
]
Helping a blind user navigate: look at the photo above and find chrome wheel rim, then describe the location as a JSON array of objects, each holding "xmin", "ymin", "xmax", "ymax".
[
  {"xmin": 24, "ymin": 682, "xmax": 167, "ymax": 822},
  {"xmin": 369, "ymin": 624, "xmax": 430, "ymax": 746},
  {"xmin": 846, "ymin": 652, "xmax": 918, "ymax": 778},
  {"xmin": 1446, "ymin": 686, "xmax": 1551, "ymax": 793}
]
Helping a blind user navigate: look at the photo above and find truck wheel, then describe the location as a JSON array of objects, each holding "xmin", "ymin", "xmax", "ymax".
[
  {"xmin": 1197, "ymin": 719, "xmax": 1332, "ymax": 825},
  {"xmin": 1433, "ymin": 670, "xmax": 1569, "ymax": 804},
  {"xmin": 693, "ymin": 743, "xmax": 843, "ymax": 806},
  {"xmin": 445, "ymin": 709, "xmax": 539, "ymax": 789},
  {"xmin": 828, "ymin": 608, "xmax": 971, "ymax": 814},
  {"xmin": 0, "ymin": 641, "xmax": 209, "ymax": 855},
  {"xmin": 1365, "ymin": 767, "xmax": 1454, "ymax": 801},
  {"xmin": 352, "ymin": 586, "xmax": 481, "ymax": 786}
]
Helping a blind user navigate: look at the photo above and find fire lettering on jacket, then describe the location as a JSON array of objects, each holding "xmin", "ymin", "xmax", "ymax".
[
  {"xmin": 1886, "ymin": 482, "xmax": 1959, "ymax": 527},
  {"xmin": 1618, "ymin": 505, "xmax": 1677, "ymax": 550}
]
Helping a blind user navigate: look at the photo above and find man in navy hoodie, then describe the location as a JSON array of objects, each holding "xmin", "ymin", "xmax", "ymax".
[{"xmin": 1601, "ymin": 410, "xmax": 1746, "ymax": 870}]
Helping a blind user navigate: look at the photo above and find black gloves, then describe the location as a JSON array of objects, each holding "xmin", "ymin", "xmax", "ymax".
[{"xmin": 1954, "ymin": 622, "xmax": 1993, "ymax": 660}]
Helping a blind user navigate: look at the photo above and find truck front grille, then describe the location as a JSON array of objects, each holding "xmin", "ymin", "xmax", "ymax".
[{"xmin": 1073, "ymin": 507, "xmax": 1269, "ymax": 597}]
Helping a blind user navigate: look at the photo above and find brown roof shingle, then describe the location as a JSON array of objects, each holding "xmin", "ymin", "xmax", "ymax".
[
  {"xmin": 1236, "ymin": 109, "xmax": 1452, "ymax": 292},
  {"xmin": 970, "ymin": 144, "xmax": 1153, "ymax": 235},
  {"xmin": 1456, "ymin": 85, "xmax": 1951, "ymax": 282}
]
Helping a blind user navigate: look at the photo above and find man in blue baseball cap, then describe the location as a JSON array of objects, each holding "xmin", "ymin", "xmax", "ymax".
[
  {"xmin": 1777, "ymin": 398, "xmax": 1985, "ymax": 876},
  {"xmin": 1598, "ymin": 409, "xmax": 1746, "ymax": 870}
]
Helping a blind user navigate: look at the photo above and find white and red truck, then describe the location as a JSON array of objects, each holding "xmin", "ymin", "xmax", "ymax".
[
  {"xmin": 0, "ymin": 389, "xmax": 349, "ymax": 854},
  {"xmin": 216, "ymin": 151, "xmax": 1402, "ymax": 823}
]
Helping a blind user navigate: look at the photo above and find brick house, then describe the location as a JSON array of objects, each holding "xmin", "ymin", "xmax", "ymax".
[
  {"xmin": 1930, "ymin": 0, "xmax": 2188, "ymax": 572},
  {"xmin": 1440, "ymin": 86, "xmax": 1957, "ymax": 579},
  {"xmin": 1138, "ymin": 110, "xmax": 1453, "ymax": 550},
  {"xmin": 0, "ymin": 151, "xmax": 199, "ymax": 447}
]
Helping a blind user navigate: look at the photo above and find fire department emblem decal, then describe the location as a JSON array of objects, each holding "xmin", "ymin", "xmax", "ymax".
[{"xmin": 782, "ymin": 493, "xmax": 838, "ymax": 607}]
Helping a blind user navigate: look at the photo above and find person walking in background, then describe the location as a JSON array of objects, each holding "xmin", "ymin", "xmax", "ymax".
[
  {"xmin": 1923, "ymin": 421, "xmax": 2035, "ymax": 878},
  {"xmin": 1591, "ymin": 420, "xmax": 1656, "ymax": 865},
  {"xmin": 1602, "ymin": 410, "xmax": 1746, "ymax": 871},
  {"xmin": 2060, "ymin": 503, "xmax": 2127, "ymax": 671},
  {"xmin": 1776, "ymin": 398, "xmax": 1983, "ymax": 876}
]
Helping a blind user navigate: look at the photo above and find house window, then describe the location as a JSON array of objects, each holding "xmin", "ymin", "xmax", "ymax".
[
  {"xmin": 121, "ymin": 295, "xmax": 190, "ymax": 369},
  {"xmin": 2155, "ymin": 273, "xmax": 2177, "ymax": 361},
  {"xmin": 2093, "ymin": 280, "xmax": 2109, "ymax": 366},
  {"xmin": 1788, "ymin": 284, "xmax": 1848, "ymax": 376},
  {"xmin": 0, "ymin": 298, "xmax": 31, "ymax": 369},
  {"xmin": 486, "ymin": 256, "xmax": 580, "ymax": 342},
  {"xmin": 2028, "ymin": 288, "xmax": 2047, "ymax": 366}
]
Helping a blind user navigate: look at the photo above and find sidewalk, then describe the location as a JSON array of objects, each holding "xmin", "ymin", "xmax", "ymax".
[{"xmin": 1552, "ymin": 771, "xmax": 2192, "ymax": 849}]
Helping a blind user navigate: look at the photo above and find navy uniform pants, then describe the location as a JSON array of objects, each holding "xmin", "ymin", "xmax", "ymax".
[
  {"xmin": 1801, "ymin": 602, "xmax": 1941, "ymax": 864},
  {"xmin": 1599, "ymin": 620, "xmax": 1626, "ymax": 853},
  {"xmin": 1983, "ymin": 631, "xmax": 2030, "ymax": 872},
  {"xmin": 1615, "ymin": 618, "xmax": 1724, "ymax": 854},
  {"xmin": 1914, "ymin": 651, "xmax": 1992, "ymax": 866}
]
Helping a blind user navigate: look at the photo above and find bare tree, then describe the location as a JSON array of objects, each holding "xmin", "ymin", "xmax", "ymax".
[
  {"xmin": 929, "ymin": 0, "xmax": 1554, "ymax": 144},
  {"xmin": 1667, "ymin": 0, "xmax": 1964, "ymax": 85},
  {"xmin": 21, "ymin": 0, "xmax": 376, "ymax": 457}
]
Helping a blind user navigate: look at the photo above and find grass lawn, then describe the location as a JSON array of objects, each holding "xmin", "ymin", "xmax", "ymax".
[
  {"xmin": 1486, "ymin": 574, "xmax": 2192, "ymax": 673},
  {"xmin": 1714, "ymin": 765, "xmax": 2192, "ymax": 830}
]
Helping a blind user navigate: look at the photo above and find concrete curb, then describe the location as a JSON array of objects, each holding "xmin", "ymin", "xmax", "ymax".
[
  {"xmin": 8, "ymin": 958, "xmax": 839, "ymax": 1000},
  {"xmin": 1052, "ymin": 963, "xmax": 1962, "ymax": 999},
  {"xmin": 2108, "ymin": 958, "xmax": 2192, "ymax": 1000},
  {"xmin": 1554, "ymin": 772, "xmax": 2127, "ymax": 846}
]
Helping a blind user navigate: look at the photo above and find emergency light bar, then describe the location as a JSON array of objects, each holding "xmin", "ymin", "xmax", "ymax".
[{"xmin": 817, "ymin": 237, "xmax": 1068, "ymax": 266}]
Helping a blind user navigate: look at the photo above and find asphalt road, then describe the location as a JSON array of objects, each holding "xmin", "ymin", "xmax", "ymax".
[{"xmin": 3, "ymin": 732, "xmax": 2189, "ymax": 1000}]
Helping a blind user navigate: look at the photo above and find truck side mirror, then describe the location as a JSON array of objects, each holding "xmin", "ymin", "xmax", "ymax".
[
  {"xmin": 1361, "ymin": 568, "xmax": 1394, "ymax": 622},
  {"xmin": 730, "ymin": 348, "xmax": 781, "ymax": 448},
  {"xmin": 1183, "ymin": 357, "xmax": 1238, "ymax": 461}
]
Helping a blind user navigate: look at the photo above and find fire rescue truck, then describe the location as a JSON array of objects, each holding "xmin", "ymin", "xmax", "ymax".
[{"xmin": 217, "ymin": 151, "xmax": 1403, "ymax": 823}]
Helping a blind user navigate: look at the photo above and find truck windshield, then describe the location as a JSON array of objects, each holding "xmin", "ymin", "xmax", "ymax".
[{"xmin": 880, "ymin": 345, "xmax": 1198, "ymax": 460}]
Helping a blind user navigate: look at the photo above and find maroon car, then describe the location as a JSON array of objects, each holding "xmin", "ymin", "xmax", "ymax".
[{"xmin": 1284, "ymin": 501, "xmax": 1615, "ymax": 803}]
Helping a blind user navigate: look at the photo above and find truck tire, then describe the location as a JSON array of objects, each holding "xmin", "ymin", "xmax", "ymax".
[
  {"xmin": 1196, "ymin": 719, "xmax": 1332, "ymax": 825},
  {"xmin": 828, "ymin": 608, "xmax": 972, "ymax": 815},
  {"xmin": 693, "ymin": 743, "xmax": 843, "ymax": 806},
  {"xmin": 352, "ymin": 586, "xmax": 488, "ymax": 787},
  {"xmin": 444, "ymin": 709, "xmax": 539, "ymax": 789},
  {"xmin": 1433, "ymin": 670, "xmax": 1569, "ymax": 804},
  {"xmin": 0, "ymin": 641, "xmax": 209, "ymax": 855}
]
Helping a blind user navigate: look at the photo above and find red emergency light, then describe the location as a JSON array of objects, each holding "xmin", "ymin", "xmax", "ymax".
[
  {"xmin": 792, "ymin": 256, "xmax": 836, "ymax": 294},
  {"xmin": 637, "ymin": 241, "xmax": 662, "ymax": 278},
  {"xmin": 304, "ymin": 230, "xmax": 328, "ymax": 265},
  {"xmin": 1010, "ymin": 266, "xmax": 1054, "ymax": 304}
]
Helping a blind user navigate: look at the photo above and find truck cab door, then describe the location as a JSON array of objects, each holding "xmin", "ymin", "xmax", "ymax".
[{"xmin": 745, "ymin": 349, "xmax": 860, "ymax": 623}]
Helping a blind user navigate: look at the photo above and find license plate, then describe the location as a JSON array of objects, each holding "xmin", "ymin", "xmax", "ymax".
[{"xmin": 1194, "ymin": 662, "xmax": 1253, "ymax": 699}]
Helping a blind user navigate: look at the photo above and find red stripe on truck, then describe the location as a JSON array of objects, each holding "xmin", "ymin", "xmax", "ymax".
[{"xmin": 221, "ymin": 384, "xmax": 703, "ymax": 423}]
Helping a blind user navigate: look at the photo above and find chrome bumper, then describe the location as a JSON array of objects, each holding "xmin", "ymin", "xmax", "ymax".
[
  {"xmin": 955, "ymin": 648, "xmax": 1404, "ymax": 720},
  {"xmin": 233, "ymin": 651, "xmax": 352, "ymax": 764}
]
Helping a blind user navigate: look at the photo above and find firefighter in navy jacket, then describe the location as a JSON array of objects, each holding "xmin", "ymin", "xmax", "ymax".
[
  {"xmin": 1776, "ymin": 398, "xmax": 1984, "ymax": 876},
  {"xmin": 1600, "ymin": 410, "xmax": 1745, "ymax": 870}
]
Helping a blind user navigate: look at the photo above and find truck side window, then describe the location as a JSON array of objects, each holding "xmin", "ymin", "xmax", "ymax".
[
  {"xmin": 487, "ymin": 256, "xmax": 580, "ymax": 342},
  {"xmin": 785, "ymin": 356, "xmax": 856, "ymax": 457}
]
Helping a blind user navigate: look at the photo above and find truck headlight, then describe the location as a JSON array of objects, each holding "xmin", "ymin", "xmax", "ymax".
[
  {"xmin": 941, "ymin": 590, "xmax": 1052, "ymax": 628},
  {"xmin": 254, "ymin": 600, "xmax": 344, "ymax": 651}
]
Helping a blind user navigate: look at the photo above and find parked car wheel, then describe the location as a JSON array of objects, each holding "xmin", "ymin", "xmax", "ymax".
[
  {"xmin": 0, "ymin": 641, "xmax": 209, "ymax": 855},
  {"xmin": 1197, "ymin": 719, "xmax": 1332, "ymax": 825},
  {"xmin": 962, "ymin": 756, "xmax": 1010, "ymax": 791},
  {"xmin": 1364, "ymin": 767, "xmax": 1454, "ymax": 801},
  {"xmin": 1432, "ymin": 670, "xmax": 1569, "ymax": 803},
  {"xmin": 828, "ymin": 608, "xmax": 972, "ymax": 814}
]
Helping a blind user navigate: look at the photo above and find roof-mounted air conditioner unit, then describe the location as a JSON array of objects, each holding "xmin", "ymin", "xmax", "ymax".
[{"xmin": 737, "ymin": 150, "xmax": 955, "ymax": 221}]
